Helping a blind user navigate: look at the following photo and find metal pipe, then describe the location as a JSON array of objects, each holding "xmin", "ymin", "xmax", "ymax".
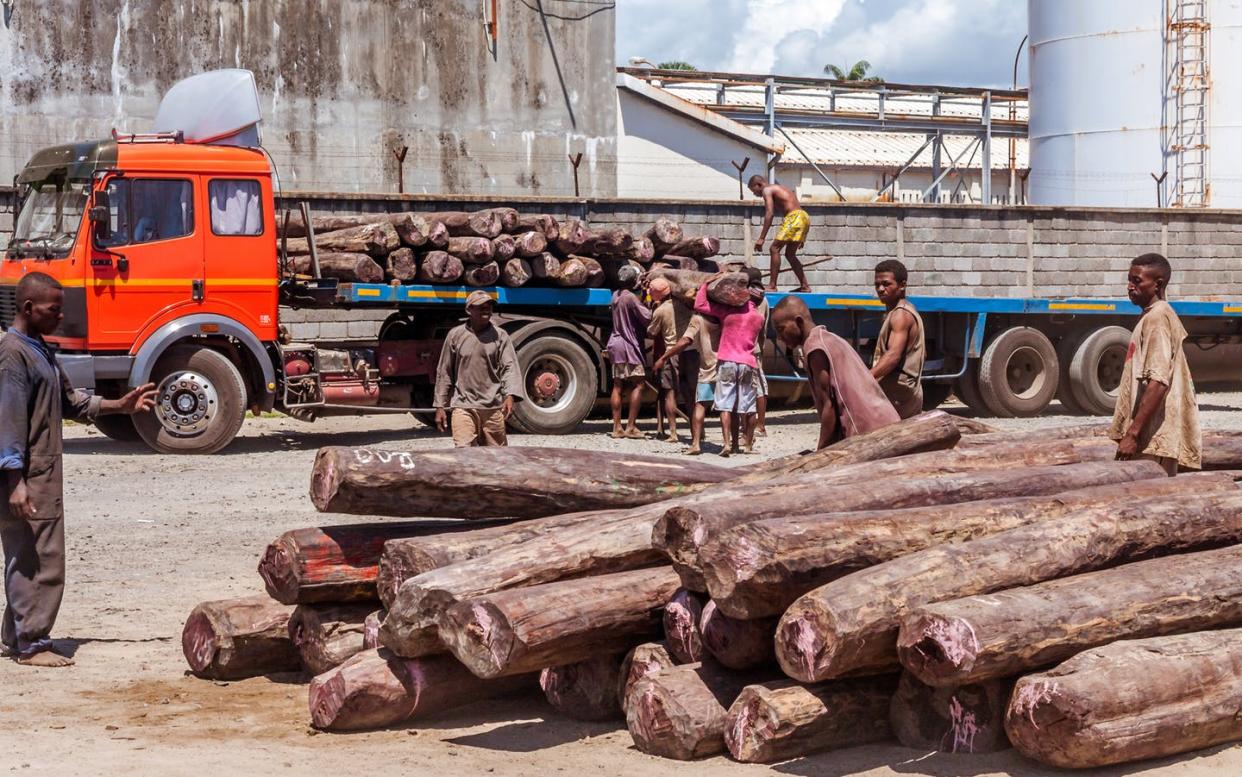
[
  {"xmin": 775, "ymin": 125, "xmax": 845, "ymax": 200},
  {"xmin": 921, "ymin": 137, "xmax": 981, "ymax": 201},
  {"xmin": 872, "ymin": 135, "xmax": 935, "ymax": 202},
  {"xmin": 1010, "ymin": 34, "xmax": 1028, "ymax": 205},
  {"xmin": 981, "ymin": 91, "xmax": 993, "ymax": 204},
  {"xmin": 299, "ymin": 202, "xmax": 322, "ymax": 279}
]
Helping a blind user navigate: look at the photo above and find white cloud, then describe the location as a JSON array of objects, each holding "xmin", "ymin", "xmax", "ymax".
[{"xmin": 726, "ymin": 0, "xmax": 847, "ymax": 73}]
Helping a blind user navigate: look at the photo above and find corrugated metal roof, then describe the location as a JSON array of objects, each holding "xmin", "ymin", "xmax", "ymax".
[{"xmin": 779, "ymin": 129, "xmax": 1028, "ymax": 169}]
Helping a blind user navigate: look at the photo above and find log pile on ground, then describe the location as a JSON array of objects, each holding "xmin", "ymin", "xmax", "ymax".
[
  {"xmin": 280, "ymin": 207, "xmax": 722, "ymax": 288},
  {"xmin": 180, "ymin": 416, "xmax": 1242, "ymax": 771}
]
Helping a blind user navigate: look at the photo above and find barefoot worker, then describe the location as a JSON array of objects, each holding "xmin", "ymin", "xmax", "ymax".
[
  {"xmin": 695, "ymin": 276, "xmax": 765, "ymax": 456},
  {"xmin": 750, "ymin": 175, "xmax": 813, "ymax": 292},
  {"xmin": 772, "ymin": 295, "xmax": 898, "ymax": 449},
  {"xmin": 1, "ymin": 272, "xmax": 156, "ymax": 666},
  {"xmin": 606, "ymin": 265, "xmax": 651, "ymax": 439},
  {"xmin": 646, "ymin": 277, "xmax": 695, "ymax": 444},
  {"xmin": 870, "ymin": 259, "xmax": 925, "ymax": 419},
  {"xmin": 433, "ymin": 290, "xmax": 523, "ymax": 447}
]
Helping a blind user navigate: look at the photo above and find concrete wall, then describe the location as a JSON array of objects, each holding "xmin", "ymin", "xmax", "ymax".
[
  {"xmin": 782, "ymin": 165, "xmax": 1025, "ymax": 206},
  {"xmin": 616, "ymin": 90, "xmax": 764, "ymax": 201},
  {"xmin": 0, "ymin": 0, "xmax": 617, "ymax": 196}
]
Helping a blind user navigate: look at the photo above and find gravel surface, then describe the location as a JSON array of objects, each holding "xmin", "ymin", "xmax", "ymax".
[{"xmin": 4, "ymin": 393, "xmax": 1242, "ymax": 775}]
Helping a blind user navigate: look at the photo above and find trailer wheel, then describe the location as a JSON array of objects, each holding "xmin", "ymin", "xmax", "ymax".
[
  {"xmin": 133, "ymin": 346, "xmax": 247, "ymax": 454},
  {"xmin": 1068, "ymin": 326, "xmax": 1130, "ymax": 416},
  {"xmin": 977, "ymin": 327, "xmax": 1059, "ymax": 417},
  {"xmin": 1055, "ymin": 332, "xmax": 1089, "ymax": 415},
  {"xmin": 511, "ymin": 336, "xmax": 598, "ymax": 435},
  {"xmin": 92, "ymin": 414, "xmax": 143, "ymax": 442},
  {"xmin": 921, "ymin": 381, "xmax": 954, "ymax": 411},
  {"xmin": 953, "ymin": 363, "xmax": 990, "ymax": 415}
]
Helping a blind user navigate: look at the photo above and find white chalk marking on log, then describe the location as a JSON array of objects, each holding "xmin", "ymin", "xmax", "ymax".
[
  {"xmin": 618, "ymin": 461, "xmax": 688, "ymax": 471},
  {"xmin": 1010, "ymin": 680, "xmax": 1057, "ymax": 729},
  {"xmin": 947, "ymin": 695, "xmax": 980, "ymax": 754}
]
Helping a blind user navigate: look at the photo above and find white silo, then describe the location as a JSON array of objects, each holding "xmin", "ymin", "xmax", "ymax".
[{"xmin": 1028, "ymin": 0, "xmax": 1242, "ymax": 208}]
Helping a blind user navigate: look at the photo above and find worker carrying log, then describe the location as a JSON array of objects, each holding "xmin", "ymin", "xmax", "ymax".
[
  {"xmin": 433, "ymin": 290, "xmax": 523, "ymax": 447},
  {"xmin": 646, "ymin": 277, "xmax": 696, "ymax": 445},
  {"xmin": 608, "ymin": 265, "xmax": 652, "ymax": 439},
  {"xmin": 1110, "ymin": 253, "xmax": 1202, "ymax": 475},
  {"xmin": 771, "ymin": 295, "xmax": 899, "ymax": 449},
  {"xmin": 749, "ymin": 175, "xmax": 813, "ymax": 292},
  {"xmin": 870, "ymin": 260, "xmax": 925, "ymax": 419},
  {"xmin": 0, "ymin": 273, "xmax": 157, "ymax": 666},
  {"xmin": 656, "ymin": 312, "xmax": 721, "ymax": 456},
  {"xmin": 695, "ymin": 275, "xmax": 766, "ymax": 456}
]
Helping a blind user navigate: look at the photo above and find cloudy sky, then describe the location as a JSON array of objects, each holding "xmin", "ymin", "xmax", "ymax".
[{"xmin": 614, "ymin": 0, "xmax": 1029, "ymax": 88}]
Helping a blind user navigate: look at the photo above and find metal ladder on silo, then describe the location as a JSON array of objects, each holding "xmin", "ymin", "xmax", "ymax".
[{"xmin": 1168, "ymin": 0, "xmax": 1211, "ymax": 207}]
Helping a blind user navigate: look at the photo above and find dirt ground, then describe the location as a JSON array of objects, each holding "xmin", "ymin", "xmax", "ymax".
[{"xmin": 5, "ymin": 396, "xmax": 1242, "ymax": 776}]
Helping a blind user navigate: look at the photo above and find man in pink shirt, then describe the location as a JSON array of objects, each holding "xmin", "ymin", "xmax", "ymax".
[{"xmin": 694, "ymin": 277, "xmax": 766, "ymax": 456}]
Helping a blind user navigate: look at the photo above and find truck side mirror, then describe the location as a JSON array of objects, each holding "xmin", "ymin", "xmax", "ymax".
[{"xmin": 89, "ymin": 189, "xmax": 111, "ymax": 241}]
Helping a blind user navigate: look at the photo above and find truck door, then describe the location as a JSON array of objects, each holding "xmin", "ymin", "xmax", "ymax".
[
  {"xmin": 88, "ymin": 176, "xmax": 205, "ymax": 350},
  {"xmin": 200, "ymin": 177, "xmax": 279, "ymax": 340}
]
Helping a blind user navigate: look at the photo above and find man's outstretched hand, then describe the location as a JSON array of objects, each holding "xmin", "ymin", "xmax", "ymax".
[{"xmin": 117, "ymin": 383, "xmax": 158, "ymax": 415}]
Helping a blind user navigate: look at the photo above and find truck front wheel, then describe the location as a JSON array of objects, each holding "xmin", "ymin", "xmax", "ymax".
[
  {"xmin": 93, "ymin": 414, "xmax": 143, "ymax": 442},
  {"xmin": 510, "ymin": 336, "xmax": 598, "ymax": 435},
  {"xmin": 133, "ymin": 346, "xmax": 247, "ymax": 454}
]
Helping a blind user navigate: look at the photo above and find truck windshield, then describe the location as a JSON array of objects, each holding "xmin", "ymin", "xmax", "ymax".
[{"xmin": 7, "ymin": 178, "xmax": 90, "ymax": 259}]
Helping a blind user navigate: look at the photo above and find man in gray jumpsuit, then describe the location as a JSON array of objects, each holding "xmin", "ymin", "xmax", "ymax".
[{"xmin": 1, "ymin": 272, "xmax": 156, "ymax": 666}]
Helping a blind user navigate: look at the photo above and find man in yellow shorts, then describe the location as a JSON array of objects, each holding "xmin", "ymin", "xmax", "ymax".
[{"xmin": 750, "ymin": 175, "xmax": 813, "ymax": 292}]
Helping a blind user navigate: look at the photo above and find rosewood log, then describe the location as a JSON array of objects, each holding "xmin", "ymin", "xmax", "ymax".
[
  {"xmin": 463, "ymin": 261, "xmax": 500, "ymax": 287},
  {"xmin": 512, "ymin": 213, "xmax": 559, "ymax": 241},
  {"xmin": 645, "ymin": 217, "xmax": 684, "ymax": 254},
  {"xmin": 282, "ymin": 212, "xmax": 445, "ymax": 247},
  {"xmin": 644, "ymin": 268, "xmax": 749, "ymax": 306},
  {"xmin": 702, "ymin": 461, "xmax": 1188, "ymax": 619},
  {"xmin": 578, "ymin": 256, "xmax": 605, "ymax": 287},
  {"xmin": 286, "ymin": 222, "xmax": 400, "ymax": 256},
  {"xmin": 182, "ymin": 596, "xmax": 300, "ymax": 680},
  {"xmin": 1006, "ymin": 629, "xmax": 1242, "ymax": 769},
  {"xmin": 385, "ymin": 247, "xmax": 418, "ymax": 283},
  {"xmin": 956, "ymin": 423, "xmax": 1108, "ymax": 447},
  {"xmin": 416, "ymin": 251, "xmax": 464, "ymax": 284},
  {"xmin": 501, "ymin": 257, "xmax": 533, "ymax": 287},
  {"xmin": 446, "ymin": 236, "xmax": 493, "ymax": 264},
  {"xmin": 311, "ymin": 445, "xmax": 732, "ymax": 518},
  {"xmin": 438, "ymin": 567, "xmax": 680, "ymax": 678},
  {"xmin": 554, "ymin": 219, "xmax": 590, "ymax": 255},
  {"xmin": 618, "ymin": 642, "xmax": 679, "ymax": 713},
  {"xmin": 480, "ymin": 207, "xmax": 518, "ymax": 232},
  {"xmin": 259, "ymin": 519, "xmax": 493, "ymax": 604},
  {"xmin": 724, "ymin": 677, "xmax": 897, "ymax": 763},
  {"xmin": 699, "ymin": 600, "xmax": 776, "ymax": 670},
  {"xmin": 529, "ymin": 252, "xmax": 561, "ymax": 281},
  {"xmin": 513, "ymin": 230, "xmax": 547, "ymax": 258},
  {"xmin": 898, "ymin": 543, "xmax": 1242, "ymax": 687},
  {"xmin": 778, "ymin": 477, "xmax": 1241, "ymax": 683},
  {"xmin": 582, "ymin": 227, "xmax": 634, "ymax": 258},
  {"xmin": 660, "ymin": 255, "xmax": 700, "ymax": 272},
  {"xmin": 490, "ymin": 234, "xmax": 517, "ymax": 263},
  {"xmin": 288, "ymin": 603, "xmax": 372, "ymax": 675},
  {"xmin": 308, "ymin": 647, "xmax": 532, "ymax": 731},
  {"xmin": 289, "ymin": 252, "xmax": 384, "ymax": 283},
  {"xmin": 624, "ymin": 236, "xmax": 656, "ymax": 264},
  {"xmin": 663, "ymin": 588, "xmax": 706, "ymax": 664},
  {"xmin": 948, "ymin": 416, "xmax": 1000, "ymax": 434},
  {"xmin": 890, "ymin": 672, "xmax": 1013, "ymax": 754},
  {"xmin": 554, "ymin": 257, "xmax": 588, "ymax": 287},
  {"xmin": 424, "ymin": 210, "xmax": 502, "ymax": 239},
  {"xmin": 626, "ymin": 661, "xmax": 773, "ymax": 760},
  {"xmin": 666, "ymin": 236, "xmax": 721, "ymax": 260},
  {"xmin": 541, "ymin": 653, "xmax": 626, "ymax": 721}
]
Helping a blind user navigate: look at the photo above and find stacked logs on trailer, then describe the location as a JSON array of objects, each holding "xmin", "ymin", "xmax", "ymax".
[
  {"xmin": 177, "ymin": 414, "xmax": 1242, "ymax": 771},
  {"xmin": 279, "ymin": 208, "xmax": 723, "ymax": 288}
]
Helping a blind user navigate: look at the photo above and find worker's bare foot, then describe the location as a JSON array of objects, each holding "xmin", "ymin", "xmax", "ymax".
[
  {"xmin": 719, "ymin": 448, "xmax": 731, "ymax": 458},
  {"xmin": 16, "ymin": 650, "xmax": 74, "ymax": 668},
  {"xmin": 664, "ymin": 433, "xmax": 680, "ymax": 444},
  {"xmin": 766, "ymin": 284, "xmax": 778, "ymax": 292},
  {"xmin": 623, "ymin": 428, "xmax": 646, "ymax": 440},
  {"xmin": 684, "ymin": 445, "xmax": 701, "ymax": 456},
  {"xmin": 756, "ymin": 426, "xmax": 768, "ymax": 437},
  {"xmin": 610, "ymin": 429, "xmax": 625, "ymax": 439},
  {"xmin": 795, "ymin": 285, "xmax": 812, "ymax": 293}
]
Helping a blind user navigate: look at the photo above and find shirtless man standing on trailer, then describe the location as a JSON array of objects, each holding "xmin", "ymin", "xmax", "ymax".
[{"xmin": 750, "ymin": 175, "xmax": 813, "ymax": 293}]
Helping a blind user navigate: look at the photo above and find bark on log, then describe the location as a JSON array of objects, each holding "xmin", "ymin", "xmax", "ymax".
[
  {"xmin": 554, "ymin": 219, "xmax": 590, "ymax": 255},
  {"xmin": 777, "ymin": 474, "xmax": 1239, "ymax": 683},
  {"xmin": 385, "ymin": 247, "xmax": 418, "ymax": 283},
  {"xmin": 659, "ymin": 255, "xmax": 700, "ymax": 272},
  {"xmin": 529, "ymin": 252, "xmax": 561, "ymax": 281},
  {"xmin": 890, "ymin": 672, "xmax": 1013, "ymax": 754},
  {"xmin": 490, "ymin": 234, "xmax": 517, "ymax": 263},
  {"xmin": 624, "ymin": 236, "xmax": 656, "ymax": 264},
  {"xmin": 725, "ymin": 677, "xmax": 897, "ymax": 764},
  {"xmin": 703, "ymin": 461, "xmax": 1189, "ymax": 619},
  {"xmin": 416, "ymin": 251, "xmax": 464, "ymax": 284},
  {"xmin": 664, "ymin": 588, "xmax": 706, "ymax": 664},
  {"xmin": 618, "ymin": 642, "xmax": 679, "ymax": 713},
  {"xmin": 897, "ymin": 542, "xmax": 1242, "ymax": 688},
  {"xmin": 541, "ymin": 653, "xmax": 626, "ymax": 721},
  {"xmin": 259, "ymin": 519, "xmax": 492, "ymax": 605},
  {"xmin": 446, "ymin": 236, "xmax": 494, "ymax": 264},
  {"xmin": 376, "ymin": 509, "xmax": 603, "ymax": 609},
  {"xmin": 289, "ymin": 253, "xmax": 384, "ymax": 283},
  {"xmin": 282, "ymin": 212, "xmax": 445, "ymax": 248},
  {"xmin": 582, "ymin": 227, "xmax": 634, "ymax": 258},
  {"xmin": 513, "ymin": 230, "xmax": 547, "ymax": 258},
  {"xmin": 479, "ymin": 207, "xmax": 519, "ymax": 232},
  {"xmin": 438, "ymin": 567, "xmax": 681, "ymax": 678},
  {"xmin": 288, "ymin": 603, "xmax": 372, "ymax": 675},
  {"xmin": 644, "ymin": 268, "xmax": 749, "ymax": 307},
  {"xmin": 956, "ymin": 423, "xmax": 1108, "ymax": 447},
  {"xmin": 666, "ymin": 236, "xmax": 721, "ymax": 260},
  {"xmin": 573, "ymin": 256, "xmax": 605, "ymax": 287},
  {"xmin": 554, "ymin": 257, "xmax": 588, "ymax": 287},
  {"xmin": 700, "ymin": 600, "xmax": 776, "ymax": 670},
  {"xmin": 512, "ymin": 213, "xmax": 560, "ymax": 241},
  {"xmin": 308, "ymin": 647, "xmax": 532, "ymax": 731},
  {"xmin": 182, "ymin": 596, "xmax": 300, "ymax": 680},
  {"xmin": 424, "ymin": 210, "xmax": 503, "ymax": 239},
  {"xmin": 363, "ymin": 609, "xmax": 385, "ymax": 650},
  {"xmin": 658, "ymin": 442, "xmax": 1086, "ymax": 590},
  {"xmin": 311, "ymin": 445, "xmax": 732, "ymax": 518},
  {"xmin": 947, "ymin": 415, "xmax": 1000, "ymax": 434},
  {"xmin": 626, "ymin": 661, "xmax": 773, "ymax": 760},
  {"xmin": 463, "ymin": 261, "xmax": 500, "ymax": 287},
  {"xmin": 1005, "ymin": 628, "xmax": 1242, "ymax": 769},
  {"xmin": 501, "ymin": 258, "xmax": 533, "ymax": 288},
  {"xmin": 645, "ymin": 218, "xmax": 684, "ymax": 255},
  {"xmin": 285, "ymin": 222, "xmax": 400, "ymax": 256}
]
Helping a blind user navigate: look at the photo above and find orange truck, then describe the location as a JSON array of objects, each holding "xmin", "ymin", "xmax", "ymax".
[{"xmin": 0, "ymin": 71, "xmax": 610, "ymax": 453}]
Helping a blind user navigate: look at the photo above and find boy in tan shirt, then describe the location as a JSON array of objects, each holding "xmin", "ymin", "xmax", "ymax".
[{"xmin": 1110, "ymin": 253, "xmax": 1201, "ymax": 475}]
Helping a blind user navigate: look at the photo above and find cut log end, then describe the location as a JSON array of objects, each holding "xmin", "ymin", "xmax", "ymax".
[
  {"xmin": 308, "ymin": 448, "xmax": 340, "ymax": 513},
  {"xmin": 618, "ymin": 643, "xmax": 678, "ymax": 710},
  {"xmin": 258, "ymin": 540, "xmax": 298, "ymax": 604},
  {"xmin": 724, "ymin": 690, "xmax": 777, "ymax": 763},
  {"xmin": 663, "ymin": 589, "xmax": 705, "ymax": 663},
  {"xmin": 181, "ymin": 609, "xmax": 220, "ymax": 676},
  {"xmin": 439, "ymin": 600, "xmax": 513, "ymax": 678},
  {"xmin": 775, "ymin": 609, "xmax": 832, "ymax": 683},
  {"xmin": 890, "ymin": 672, "xmax": 1013, "ymax": 754},
  {"xmin": 540, "ymin": 654, "xmax": 624, "ymax": 721},
  {"xmin": 897, "ymin": 614, "xmax": 980, "ymax": 687},
  {"xmin": 699, "ymin": 600, "xmax": 776, "ymax": 670},
  {"xmin": 308, "ymin": 667, "xmax": 351, "ymax": 730}
]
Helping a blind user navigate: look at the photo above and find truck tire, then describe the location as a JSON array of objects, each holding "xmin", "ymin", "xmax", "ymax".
[
  {"xmin": 1068, "ymin": 326, "xmax": 1131, "ymax": 416},
  {"xmin": 921, "ymin": 381, "xmax": 954, "ymax": 411},
  {"xmin": 953, "ymin": 363, "xmax": 990, "ymax": 414},
  {"xmin": 977, "ymin": 327, "xmax": 1059, "ymax": 418},
  {"xmin": 1055, "ymin": 332, "xmax": 1089, "ymax": 415},
  {"xmin": 510, "ymin": 335, "xmax": 598, "ymax": 435},
  {"xmin": 134, "ymin": 346, "xmax": 247, "ymax": 454},
  {"xmin": 92, "ymin": 414, "xmax": 143, "ymax": 442}
]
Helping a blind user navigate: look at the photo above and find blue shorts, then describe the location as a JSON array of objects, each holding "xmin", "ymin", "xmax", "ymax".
[{"xmin": 696, "ymin": 382, "xmax": 715, "ymax": 403}]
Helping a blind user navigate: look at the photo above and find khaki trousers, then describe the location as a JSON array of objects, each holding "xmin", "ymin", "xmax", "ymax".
[
  {"xmin": 1138, "ymin": 453, "xmax": 1179, "ymax": 476},
  {"xmin": 451, "ymin": 408, "xmax": 508, "ymax": 447}
]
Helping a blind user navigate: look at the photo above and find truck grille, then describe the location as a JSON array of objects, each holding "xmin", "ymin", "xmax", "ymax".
[{"xmin": 0, "ymin": 284, "xmax": 14, "ymax": 329}]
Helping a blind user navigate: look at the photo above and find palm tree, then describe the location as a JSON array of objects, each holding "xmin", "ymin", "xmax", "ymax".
[
  {"xmin": 658, "ymin": 61, "xmax": 698, "ymax": 71},
  {"xmin": 824, "ymin": 60, "xmax": 882, "ymax": 82}
]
